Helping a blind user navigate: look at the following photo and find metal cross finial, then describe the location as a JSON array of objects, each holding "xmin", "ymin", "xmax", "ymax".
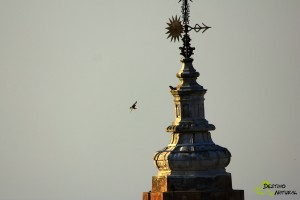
[{"xmin": 166, "ymin": 0, "xmax": 211, "ymax": 58}]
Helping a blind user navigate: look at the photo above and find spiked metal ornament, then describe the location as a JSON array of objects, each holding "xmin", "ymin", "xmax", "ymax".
[
  {"xmin": 166, "ymin": 15, "xmax": 183, "ymax": 42},
  {"xmin": 166, "ymin": 0, "xmax": 211, "ymax": 58}
]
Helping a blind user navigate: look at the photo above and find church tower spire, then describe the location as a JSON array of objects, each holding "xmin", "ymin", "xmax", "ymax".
[{"xmin": 143, "ymin": 1, "xmax": 244, "ymax": 199}]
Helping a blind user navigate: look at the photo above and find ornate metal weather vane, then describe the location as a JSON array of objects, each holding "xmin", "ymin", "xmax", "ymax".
[{"xmin": 166, "ymin": 0, "xmax": 211, "ymax": 58}]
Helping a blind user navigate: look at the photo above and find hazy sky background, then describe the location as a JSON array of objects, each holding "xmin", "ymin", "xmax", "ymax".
[{"xmin": 0, "ymin": 0, "xmax": 299, "ymax": 200}]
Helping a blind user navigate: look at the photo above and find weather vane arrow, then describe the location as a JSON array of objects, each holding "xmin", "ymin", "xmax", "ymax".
[
  {"xmin": 188, "ymin": 23, "xmax": 211, "ymax": 33},
  {"xmin": 166, "ymin": 0, "xmax": 211, "ymax": 58}
]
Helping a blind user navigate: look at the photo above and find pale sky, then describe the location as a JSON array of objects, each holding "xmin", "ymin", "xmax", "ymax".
[{"xmin": 0, "ymin": 0, "xmax": 299, "ymax": 200}]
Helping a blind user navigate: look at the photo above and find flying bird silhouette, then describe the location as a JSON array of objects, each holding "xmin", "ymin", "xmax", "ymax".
[
  {"xmin": 169, "ymin": 86, "xmax": 176, "ymax": 90},
  {"xmin": 130, "ymin": 101, "xmax": 137, "ymax": 111}
]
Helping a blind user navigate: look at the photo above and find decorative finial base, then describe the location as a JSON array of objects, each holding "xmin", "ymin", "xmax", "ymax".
[{"xmin": 142, "ymin": 59, "xmax": 244, "ymax": 200}]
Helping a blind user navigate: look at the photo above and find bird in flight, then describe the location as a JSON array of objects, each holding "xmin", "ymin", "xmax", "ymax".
[{"xmin": 130, "ymin": 101, "xmax": 137, "ymax": 111}]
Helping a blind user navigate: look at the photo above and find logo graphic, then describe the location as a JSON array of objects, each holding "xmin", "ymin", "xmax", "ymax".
[
  {"xmin": 255, "ymin": 180, "xmax": 274, "ymax": 196},
  {"xmin": 255, "ymin": 180, "xmax": 297, "ymax": 196}
]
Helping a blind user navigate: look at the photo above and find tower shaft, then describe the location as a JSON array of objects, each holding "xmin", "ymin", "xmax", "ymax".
[
  {"xmin": 143, "ymin": 1, "xmax": 244, "ymax": 200},
  {"xmin": 143, "ymin": 59, "xmax": 243, "ymax": 200}
]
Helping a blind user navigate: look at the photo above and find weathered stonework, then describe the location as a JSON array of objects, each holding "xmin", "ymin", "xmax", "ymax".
[
  {"xmin": 153, "ymin": 58, "xmax": 231, "ymax": 177},
  {"xmin": 143, "ymin": 58, "xmax": 244, "ymax": 200},
  {"xmin": 151, "ymin": 175, "xmax": 233, "ymax": 192},
  {"xmin": 143, "ymin": 190, "xmax": 244, "ymax": 200}
]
